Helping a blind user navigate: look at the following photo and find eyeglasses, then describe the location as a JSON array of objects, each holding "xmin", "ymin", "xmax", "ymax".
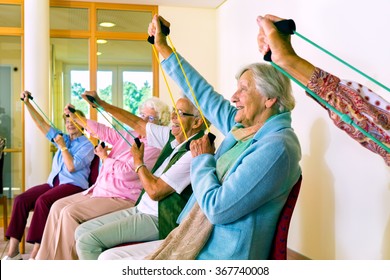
[
  {"xmin": 140, "ymin": 113, "xmax": 157, "ymax": 123},
  {"xmin": 172, "ymin": 109, "xmax": 196, "ymax": 117}
]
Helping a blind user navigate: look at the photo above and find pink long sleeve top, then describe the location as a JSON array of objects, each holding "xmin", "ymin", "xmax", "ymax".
[{"xmin": 83, "ymin": 120, "xmax": 161, "ymax": 201}]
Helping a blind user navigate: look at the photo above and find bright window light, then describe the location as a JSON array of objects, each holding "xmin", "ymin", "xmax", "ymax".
[{"xmin": 99, "ymin": 22, "xmax": 116, "ymax": 28}]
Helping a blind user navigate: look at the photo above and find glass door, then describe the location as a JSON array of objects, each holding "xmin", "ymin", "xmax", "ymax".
[
  {"xmin": 0, "ymin": 1, "xmax": 23, "ymax": 198},
  {"xmin": 50, "ymin": 2, "xmax": 158, "ymax": 142}
]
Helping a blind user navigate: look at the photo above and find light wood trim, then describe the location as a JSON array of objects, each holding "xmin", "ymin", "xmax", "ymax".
[
  {"xmin": 3, "ymin": 148, "xmax": 22, "ymax": 153},
  {"xmin": 0, "ymin": 0, "xmax": 23, "ymax": 4},
  {"xmin": 21, "ymin": 2, "xmax": 25, "ymax": 194},
  {"xmin": 0, "ymin": 27, "xmax": 22, "ymax": 35},
  {"xmin": 50, "ymin": 0, "xmax": 91, "ymax": 9},
  {"xmin": 94, "ymin": 2, "xmax": 157, "ymax": 12},
  {"xmin": 51, "ymin": 1, "xmax": 157, "ymax": 12},
  {"xmin": 95, "ymin": 32, "xmax": 149, "ymax": 41},
  {"xmin": 89, "ymin": 2, "xmax": 98, "ymax": 126},
  {"xmin": 150, "ymin": 6, "xmax": 159, "ymax": 97},
  {"xmin": 50, "ymin": 30, "xmax": 90, "ymax": 38}
]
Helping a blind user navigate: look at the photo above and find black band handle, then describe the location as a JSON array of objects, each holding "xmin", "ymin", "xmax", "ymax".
[
  {"xmin": 85, "ymin": 95, "xmax": 97, "ymax": 108},
  {"xmin": 134, "ymin": 137, "xmax": 142, "ymax": 148},
  {"xmin": 65, "ymin": 106, "xmax": 76, "ymax": 118},
  {"xmin": 95, "ymin": 141, "xmax": 106, "ymax": 149},
  {"xmin": 264, "ymin": 19, "xmax": 296, "ymax": 62},
  {"xmin": 20, "ymin": 94, "xmax": 33, "ymax": 101},
  {"xmin": 185, "ymin": 140, "xmax": 191, "ymax": 151},
  {"xmin": 207, "ymin": 133, "xmax": 216, "ymax": 145},
  {"xmin": 185, "ymin": 133, "xmax": 216, "ymax": 151},
  {"xmin": 51, "ymin": 132, "xmax": 63, "ymax": 143},
  {"xmin": 147, "ymin": 21, "xmax": 170, "ymax": 44}
]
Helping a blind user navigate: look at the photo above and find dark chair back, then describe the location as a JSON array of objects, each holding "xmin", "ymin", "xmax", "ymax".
[
  {"xmin": 88, "ymin": 155, "xmax": 100, "ymax": 187},
  {"xmin": 268, "ymin": 175, "xmax": 302, "ymax": 260}
]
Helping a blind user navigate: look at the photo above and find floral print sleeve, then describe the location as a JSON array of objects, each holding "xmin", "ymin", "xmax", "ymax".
[{"xmin": 307, "ymin": 67, "xmax": 390, "ymax": 166}]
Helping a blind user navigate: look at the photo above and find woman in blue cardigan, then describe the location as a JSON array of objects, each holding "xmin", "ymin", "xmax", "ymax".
[{"xmin": 99, "ymin": 15, "xmax": 302, "ymax": 260}]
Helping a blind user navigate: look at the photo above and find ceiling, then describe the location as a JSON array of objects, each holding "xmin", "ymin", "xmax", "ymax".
[
  {"xmin": 0, "ymin": 1, "xmax": 227, "ymax": 66},
  {"xmin": 49, "ymin": 1, "xmax": 226, "ymax": 65}
]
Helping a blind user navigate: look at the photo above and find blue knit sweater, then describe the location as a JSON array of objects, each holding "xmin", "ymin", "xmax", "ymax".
[{"xmin": 162, "ymin": 53, "xmax": 302, "ymax": 259}]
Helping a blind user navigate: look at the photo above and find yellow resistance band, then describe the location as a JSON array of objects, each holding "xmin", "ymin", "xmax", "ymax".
[
  {"xmin": 167, "ymin": 36, "xmax": 211, "ymax": 134},
  {"xmin": 152, "ymin": 45, "xmax": 188, "ymax": 140}
]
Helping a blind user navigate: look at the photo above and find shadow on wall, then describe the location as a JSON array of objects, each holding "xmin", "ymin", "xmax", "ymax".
[
  {"xmin": 300, "ymin": 118, "xmax": 335, "ymax": 259},
  {"xmin": 383, "ymin": 215, "xmax": 390, "ymax": 259},
  {"xmin": 381, "ymin": 179, "xmax": 390, "ymax": 259}
]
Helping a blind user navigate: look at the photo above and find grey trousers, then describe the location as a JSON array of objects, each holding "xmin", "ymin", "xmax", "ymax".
[{"xmin": 75, "ymin": 206, "xmax": 159, "ymax": 260}]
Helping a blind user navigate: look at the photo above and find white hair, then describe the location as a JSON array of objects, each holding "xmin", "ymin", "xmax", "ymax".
[
  {"xmin": 236, "ymin": 63, "xmax": 295, "ymax": 113},
  {"xmin": 138, "ymin": 97, "xmax": 170, "ymax": 126}
]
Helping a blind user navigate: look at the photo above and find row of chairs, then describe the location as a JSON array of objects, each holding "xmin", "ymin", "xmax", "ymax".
[{"xmin": 2, "ymin": 150, "xmax": 302, "ymax": 260}]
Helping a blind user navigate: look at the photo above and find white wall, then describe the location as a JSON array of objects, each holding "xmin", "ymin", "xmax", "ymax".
[
  {"xmin": 215, "ymin": 0, "xmax": 390, "ymax": 259},
  {"xmin": 157, "ymin": 6, "xmax": 223, "ymax": 144}
]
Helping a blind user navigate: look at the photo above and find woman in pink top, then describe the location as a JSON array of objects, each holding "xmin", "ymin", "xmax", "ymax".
[{"xmin": 35, "ymin": 97, "xmax": 170, "ymax": 260}]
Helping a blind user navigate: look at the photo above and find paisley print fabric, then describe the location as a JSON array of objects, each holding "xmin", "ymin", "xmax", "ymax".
[{"xmin": 307, "ymin": 68, "xmax": 390, "ymax": 165}]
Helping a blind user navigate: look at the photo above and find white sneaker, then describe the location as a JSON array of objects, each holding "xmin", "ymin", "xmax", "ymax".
[{"xmin": 2, "ymin": 253, "xmax": 23, "ymax": 260}]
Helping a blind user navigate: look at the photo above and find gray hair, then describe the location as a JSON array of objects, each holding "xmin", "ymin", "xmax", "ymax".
[
  {"xmin": 179, "ymin": 95, "xmax": 211, "ymax": 130},
  {"xmin": 235, "ymin": 63, "xmax": 295, "ymax": 113},
  {"xmin": 138, "ymin": 97, "xmax": 170, "ymax": 126}
]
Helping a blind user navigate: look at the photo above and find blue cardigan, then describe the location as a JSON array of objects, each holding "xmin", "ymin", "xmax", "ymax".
[{"xmin": 162, "ymin": 53, "xmax": 302, "ymax": 260}]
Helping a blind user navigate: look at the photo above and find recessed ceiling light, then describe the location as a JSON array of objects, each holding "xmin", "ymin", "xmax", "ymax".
[
  {"xmin": 97, "ymin": 39, "xmax": 107, "ymax": 44},
  {"xmin": 97, "ymin": 52, "xmax": 102, "ymax": 56},
  {"xmin": 99, "ymin": 22, "xmax": 116, "ymax": 28}
]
